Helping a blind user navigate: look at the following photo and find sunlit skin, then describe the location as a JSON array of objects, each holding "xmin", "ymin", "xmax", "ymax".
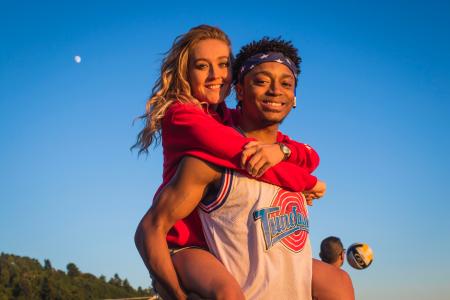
[
  {"xmin": 236, "ymin": 62, "xmax": 295, "ymax": 135},
  {"xmin": 188, "ymin": 39, "xmax": 232, "ymax": 109}
]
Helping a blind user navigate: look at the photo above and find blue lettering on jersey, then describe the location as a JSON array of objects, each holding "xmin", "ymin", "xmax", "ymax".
[{"xmin": 253, "ymin": 206, "xmax": 309, "ymax": 250}]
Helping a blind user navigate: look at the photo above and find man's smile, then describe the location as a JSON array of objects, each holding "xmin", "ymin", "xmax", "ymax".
[{"xmin": 261, "ymin": 99, "xmax": 287, "ymax": 110}]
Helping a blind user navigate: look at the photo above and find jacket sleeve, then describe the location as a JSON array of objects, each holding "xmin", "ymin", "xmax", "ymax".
[
  {"xmin": 163, "ymin": 103, "xmax": 317, "ymax": 191},
  {"xmin": 277, "ymin": 132, "xmax": 320, "ymax": 174},
  {"xmin": 163, "ymin": 103, "xmax": 253, "ymax": 167}
]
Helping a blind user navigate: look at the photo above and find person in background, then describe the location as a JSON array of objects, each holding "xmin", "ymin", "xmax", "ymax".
[
  {"xmin": 313, "ymin": 236, "xmax": 354, "ymax": 299},
  {"xmin": 319, "ymin": 236, "xmax": 346, "ymax": 268}
]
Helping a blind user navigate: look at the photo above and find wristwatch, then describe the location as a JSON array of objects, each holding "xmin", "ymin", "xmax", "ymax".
[{"xmin": 278, "ymin": 143, "xmax": 291, "ymax": 161}]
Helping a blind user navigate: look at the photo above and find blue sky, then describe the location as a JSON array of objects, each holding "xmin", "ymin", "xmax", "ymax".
[{"xmin": 1, "ymin": 0, "xmax": 449, "ymax": 298}]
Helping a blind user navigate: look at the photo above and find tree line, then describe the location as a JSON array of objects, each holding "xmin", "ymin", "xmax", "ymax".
[{"xmin": 0, "ymin": 252, "xmax": 156, "ymax": 300}]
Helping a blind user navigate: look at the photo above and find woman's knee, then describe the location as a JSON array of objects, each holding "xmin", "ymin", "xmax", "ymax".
[{"xmin": 210, "ymin": 277, "xmax": 245, "ymax": 300}]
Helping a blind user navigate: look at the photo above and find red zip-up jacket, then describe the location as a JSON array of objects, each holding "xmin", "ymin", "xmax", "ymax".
[{"xmin": 156, "ymin": 102, "xmax": 320, "ymax": 248}]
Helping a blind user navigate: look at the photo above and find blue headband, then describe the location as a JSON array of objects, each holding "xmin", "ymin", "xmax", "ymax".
[{"xmin": 237, "ymin": 52, "xmax": 298, "ymax": 85}]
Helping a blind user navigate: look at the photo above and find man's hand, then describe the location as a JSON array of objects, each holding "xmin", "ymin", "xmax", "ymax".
[
  {"xmin": 241, "ymin": 141, "xmax": 285, "ymax": 177},
  {"xmin": 303, "ymin": 180, "xmax": 326, "ymax": 206}
]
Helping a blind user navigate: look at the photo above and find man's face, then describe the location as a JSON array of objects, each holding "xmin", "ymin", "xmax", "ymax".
[{"xmin": 236, "ymin": 62, "xmax": 295, "ymax": 127}]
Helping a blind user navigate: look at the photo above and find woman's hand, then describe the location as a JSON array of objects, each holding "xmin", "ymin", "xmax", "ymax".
[
  {"xmin": 241, "ymin": 141, "xmax": 285, "ymax": 177},
  {"xmin": 303, "ymin": 180, "xmax": 326, "ymax": 206}
]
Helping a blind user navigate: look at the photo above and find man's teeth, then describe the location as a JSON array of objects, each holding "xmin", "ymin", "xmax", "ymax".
[{"xmin": 264, "ymin": 101, "xmax": 283, "ymax": 107}]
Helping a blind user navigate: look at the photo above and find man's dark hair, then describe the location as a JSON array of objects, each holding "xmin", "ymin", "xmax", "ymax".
[
  {"xmin": 319, "ymin": 236, "xmax": 344, "ymax": 264},
  {"xmin": 232, "ymin": 37, "xmax": 302, "ymax": 85}
]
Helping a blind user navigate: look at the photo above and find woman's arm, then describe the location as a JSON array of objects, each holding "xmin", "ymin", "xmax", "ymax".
[
  {"xmin": 239, "ymin": 133, "xmax": 320, "ymax": 175},
  {"xmin": 228, "ymin": 107, "xmax": 320, "ymax": 173},
  {"xmin": 163, "ymin": 103, "xmax": 317, "ymax": 192},
  {"xmin": 277, "ymin": 132, "xmax": 320, "ymax": 173}
]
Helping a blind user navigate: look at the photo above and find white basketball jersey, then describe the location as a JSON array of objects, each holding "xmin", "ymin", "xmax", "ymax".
[{"xmin": 198, "ymin": 170, "xmax": 312, "ymax": 300}]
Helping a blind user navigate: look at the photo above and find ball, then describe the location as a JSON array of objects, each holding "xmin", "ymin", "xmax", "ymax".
[{"xmin": 346, "ymin": 243, "xmax": 373, "ymax": 269}]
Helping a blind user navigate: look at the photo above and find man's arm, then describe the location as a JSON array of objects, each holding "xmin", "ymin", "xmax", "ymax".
[{"xmin": 135, "ymin": 156, "xmax": 221, "ymax": 300}]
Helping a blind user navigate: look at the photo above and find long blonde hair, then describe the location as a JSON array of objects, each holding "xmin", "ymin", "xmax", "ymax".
[{"xmin": 134, "ymin": 25, "xmax": 232, "ymax": 154}]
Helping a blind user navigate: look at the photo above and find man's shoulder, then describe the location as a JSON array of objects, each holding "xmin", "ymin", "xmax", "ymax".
[
  {"xmin": 276, "ymin": 130, "xmax": 292, "ymax": 142},
  {"xmin": 179, "ymin": 156, "xmax": 223, "ymax": 183}
]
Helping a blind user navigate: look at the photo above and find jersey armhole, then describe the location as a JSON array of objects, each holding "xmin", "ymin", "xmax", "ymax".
[{"xmin": 199, "ymin": 169, "xmax": 233, "ymax": 213}]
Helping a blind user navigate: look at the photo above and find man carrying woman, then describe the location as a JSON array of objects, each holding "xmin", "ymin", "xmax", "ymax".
[{"xmin": 134, "ymin": 25, "xmax": 353, "ymax": 299}]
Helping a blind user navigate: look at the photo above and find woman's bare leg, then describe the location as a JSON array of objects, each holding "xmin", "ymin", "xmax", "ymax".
[{"xmin": 170, "ymin": 248, "xmax": 245, "ymax": 300}]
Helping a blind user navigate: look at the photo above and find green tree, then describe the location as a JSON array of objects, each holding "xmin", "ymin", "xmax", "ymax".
[
  {"xmin": 40, "ymin": 277, "xmax": 55, "ymax": 300},
  {"xmin": 109, "ymin": 273, "xmax": 122, "ymax": 287},
  {"xmin": 123, "ymin": 279, "xmax": 133, "ymax": 292},
  {"xmin": 66, "ymin": 263, "xmax": 80, "ymax": 277},
  {"xmin": 0, "ymin": 267, "xmax": 9, "ymax": 287},
  {"xmin": 44, "ymin": 259, "xmax": 52, "ymax": 271},
  {"xmin": 12, "ymin": 278, "xmax": 34, "ymax": 299},
  {"xmin": 0, "ymin": 253, "xmax": 156, "ymax": 299}
]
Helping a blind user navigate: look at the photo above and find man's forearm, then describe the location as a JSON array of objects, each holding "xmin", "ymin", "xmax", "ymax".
[
  {"xmin": 135, "ymin": 157, "xmax": 221, "ymax": 300},
  {"xmin": 135, "ymin": 220, "xmax": 187, "ymax": 300}
]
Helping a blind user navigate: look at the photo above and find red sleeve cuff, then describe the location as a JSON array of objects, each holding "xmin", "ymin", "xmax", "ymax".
[{"xmin": 305, "ymin": 175, "xmax": 318, "ymax": 191}]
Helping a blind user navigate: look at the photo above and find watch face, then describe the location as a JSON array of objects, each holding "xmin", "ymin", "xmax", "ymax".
[{"xmin": 280, "ymin": 143, "xmax": 291, "ymax": 158}]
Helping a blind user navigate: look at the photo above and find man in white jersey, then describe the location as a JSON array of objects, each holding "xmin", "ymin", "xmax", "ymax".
[{"xmin": 194, "ymin": 48, "xmax": 314, "ymax": 299}]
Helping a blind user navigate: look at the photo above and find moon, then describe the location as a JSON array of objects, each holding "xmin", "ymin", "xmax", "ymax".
[{"xmin": 74, "ymin": 55, "xmax": 81, "ymax": 64}]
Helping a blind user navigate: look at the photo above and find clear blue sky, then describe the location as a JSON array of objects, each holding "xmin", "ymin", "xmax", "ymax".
[{"xmin": 1, "ymin": 0, "xmax": 449, "ymax": 298}]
